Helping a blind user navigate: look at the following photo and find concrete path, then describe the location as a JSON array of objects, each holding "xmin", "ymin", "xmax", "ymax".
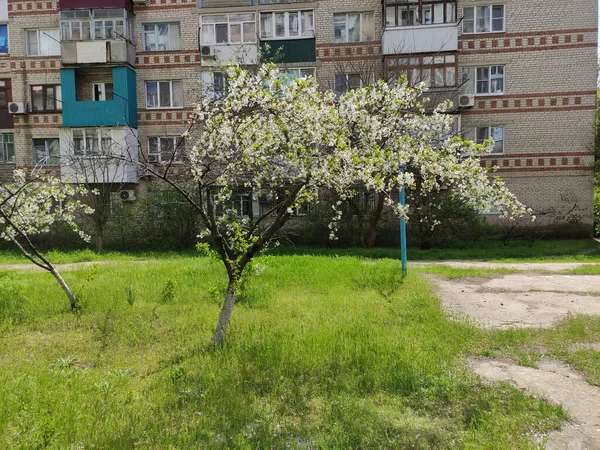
[
  {"xmin": 432, "ymin": 274, "xmax": 600, "ymax": 329},
  {"xmin": 472, "ymin": 358, "xmax": 600, "ymax": 450}
]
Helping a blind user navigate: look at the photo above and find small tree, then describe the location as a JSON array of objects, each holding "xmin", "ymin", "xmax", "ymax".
[
  {"xmin": 148, "ymin": 65, "xmax": 528, "ymax": 344},
  {"xmin": 0, "ymin": 170, "xmax": 92, "ymax": 310}
]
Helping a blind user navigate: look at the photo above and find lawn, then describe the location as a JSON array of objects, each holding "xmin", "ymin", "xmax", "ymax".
[{"xmin": 0, "ymin": 254, "xmax": 575, "ymax": 449}]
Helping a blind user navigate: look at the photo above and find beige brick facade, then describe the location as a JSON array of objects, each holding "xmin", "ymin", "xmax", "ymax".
[{"xmin": 0, "ymin": 0, "xmax": 596, "ymax": 235}]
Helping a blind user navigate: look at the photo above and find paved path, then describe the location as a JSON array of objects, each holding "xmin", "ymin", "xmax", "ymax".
[{"xmin": 472, "ymin": 358, "xmax": 600, "ymax": 450}]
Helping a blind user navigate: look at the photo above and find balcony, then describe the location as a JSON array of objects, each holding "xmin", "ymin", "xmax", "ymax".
[
  {"xmin": 382, "ymin": 23, "xmax": 458, "ymax": 55},
  {"xmin": 60, "ymin": 66, "xmax": 137, "ymax": 128},
  {"xmin": 260, "ymin": 38, "xmax": 315, "ymax": 63},
  {"xmin": 198, "ymin": 0, "xmax": 314, "ymax": 7},
  {"xmin": 61, "ymin": 40, "xmax": 136, "ymax": 66},
  {"xmin": 59, "ymin": 127, "xmax": 139, "ymax": 185},
  {"xmin": 59, "ymin": 0, "xmax": 133, "ymax": 11}
]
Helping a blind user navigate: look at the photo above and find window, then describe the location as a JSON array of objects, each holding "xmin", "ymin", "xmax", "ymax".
[
  {"xmin": 385, "ymin": 0, "xmax": 456, "ymax": 27},
  {"xmin": 93, "ymin": 83, "xmax": 114, "ymax": 101},
  {"xmin": 476, "ymin": 126, "xmax": 504, "ymax": 154},
  {"xmin": 260, "ymin": 10, "xmax": 314, "ymax": 39},
  {"xmin": 25, "ymin": 29, "xmax": 60, "ymax": 56},
  {"xmin": 334, "ymin": 73, "xmax": 363, "ymax": 95},
  {"xmin": 0, "ymin": 24, "xmax": 8, "ymax": 53},
  {"xmin": 146, "ymin": 80, "xmax": 183, "ymax": 109},
  {"xmin": 475, "ymin": 66, "xmax": 504, "ymax": 95},
  {"xmin": 462, "ymin": 5, "xmax": 504, "ymax": 34},
  {"xmin": 33, "ymin": 138, "xmax": 60, "ymax": 166},
  {"xmin": 334, "ymin": 12, "xmax": 374, "ymax": 43},
  {"xmin": 72, "ymin": 129, "xmax": 112, "ymax": 156},
  {"xmin": 31, "ymin": 85, "xmax": 62, "ymax": 112},
  {"xmin": 200, "ymin": 13, "xmax": 256, "ymax": 45},
  {"xmin": 60, "ymin": 10, "xmax": 91, "ymax": 40},
  {"xmin": 202, "ymin": 71, "xmax": 227, "ymax": 100},
  {"xmin": 386, "ymin": 54, "xmax": 456, "ymax": 88},
  {"xmin": 280, "ymin": 68, "xmax": 315, "ymax": 86},
  {"xmin": 60, "ymin": 9, "xmax": 132, "ymax": 41},
  {"xmin": 142, "ymin": 22, "xmax": 181, "ymax": 51},
  {"xmin": 148, "ymin": 136, "xmax": 184, "ymax": 163},
  {"xmin": 0, "ymin": 133, "xmax": 14, "ymax": 163}
]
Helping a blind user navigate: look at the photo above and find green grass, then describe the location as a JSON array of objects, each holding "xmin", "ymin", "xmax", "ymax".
[
  {"xmin": 568, "ymin": 264, "xmax": 600, "ymax": 275},
  {"xmin": 417, "ymin": 265, "xmax": 522, "ymax": 279},
  {"xmin": 0, "ymin": 255, "xmax": 567, "ymax": 449},
  {"xmin": 0, "ymin": 238, "xmax": 597, "ymax": 265}
]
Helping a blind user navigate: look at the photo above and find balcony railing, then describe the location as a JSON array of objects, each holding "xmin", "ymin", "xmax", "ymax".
[{"xmin": 61, "ymin": 40, "xmax": 136, "ymax": 66}]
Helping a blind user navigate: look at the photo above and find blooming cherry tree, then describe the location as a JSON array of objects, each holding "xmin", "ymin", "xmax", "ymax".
[
  {"xmin": 0, "ymin": 170, "xmax": 92, "ymax": 310},
  {"xmin": 157, "ymin": 64, "xmax": 528, "ymax": 344}
]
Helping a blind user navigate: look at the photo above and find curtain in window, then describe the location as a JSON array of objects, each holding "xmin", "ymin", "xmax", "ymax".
[
  {"xmin": 288, "ymin": 13, "xmax": 299, "ymax": 36},
  {"xmin": 148, "ymin": 136, "xmax": 159, "ymax": 162},
  {"xmin": 300, "ymin": 11, "xmax": 313, "ymax": 36},
  {"xmin": 243, "ymin": 22, "xmax": 255, "ymax": 43},
  {"xmin": 260, "ymin": 14, "xmax": 272, "ymax": 39},
  {"xmin": 45, "ymin": 86, "xmax": 55, "ymax": 110},
  {"xmin": 347, "ymin": 14, "xmax": 360, "ymax": 42},
  {"xmin": 201, "ymin": 24, "xmax": 215, "ymax": 45},
  {"xmin": 475, "ymin": 6, "xmax": 490, "ymax": 32},
  {"xmin": 361, "ymin": 13, "xmax": 374, "ymax": 40},
  {"xmin": 85, "ymin": 129, "xmax": 99, "ymax": 155},
  {"xmin": 169, "ymin": 23, "xmax": 181, "ymax": 49},
  {"xmin": 275, "ymin": 13, "xmax": 285, "ymax": 37},
  {"xmin": 33, "ymin": 139, "xmax": 47, "ymax": 165},
  {"xmin": 32, "ymin": 86, "xmax": 44, "ymax": 111},
  {"xmin": 26, "ymin": 30, "xmax": 39, "ymax": 55},
  {"xmin": 333, "ymin": 15, "xmax": 346, "ymax": 43},
  {"xmin": 159, "ymin": 82, "xmax": 171, "ymax": 107},
  {"xmin": 172, "ymin": 81, "xmax": 183, "ymax": 107},
  {"xmin": 157, "ymin": 24, "xmax": 169, "ymax": 50},
  {"xmin": 41, "ymin": 29, "xmax": 60, "ymax": 55},
  {"xmin": 47, "ymin": 139, "xmax": 59, "ymax": 165},
  {"xmin": 230, "ymin": 24, "xmax": 241, "ymax": 43}
]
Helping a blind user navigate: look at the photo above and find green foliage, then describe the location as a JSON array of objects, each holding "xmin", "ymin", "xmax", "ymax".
[
  {"xmin": 408, "ymin": 192, "xmax": 487, "ymax": 250},
  {"xmin": 125, "ymin": 286, "xmax": 136, "ymax": 306},
  {"xmin": 160, "ymin": 279, "xmax": 178, "ymax": 304},
  {"xmin": 0, "ymin": 255, "xmax": 569, "ymax": 448}
]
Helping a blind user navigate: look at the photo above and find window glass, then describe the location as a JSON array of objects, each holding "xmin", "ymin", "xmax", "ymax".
[
  {"xmin": 361, "ymin": 12, "xmax": 374, "ymax": 40},
  {"xmin": 475, "ymin": 5, "xmax": 490, "ymax": 32},
  {"xmin": 159, "ymin": 81, "xmax": 171, "ymax": 107},
  {"xmin": 462, "ymin": 7, "xmax": 474, "ymax": 33},
  {"xmin": 146, "ymin": 81, "xmax": 158, "ymax": 108},
  {"xmin": 491, "ymin": 5, "xmax": 504, "ymax": 31},
  {"xmin": 172, "ymin": 80, "xmax": 184, "ymax": 107},
  {"xmin": 476, "ymin": 67, "xmax": 489, "ymax": 94},
  {"xmin": 230, "ymin": 23, "xmax": 242, "ymax": 43},
  {"xmin": 216, "ymin": 24, "xmax": 228, "ymax": 43},
  {"xmin": 275, "ymin": 12, "xmax": 285, "ymax": 37},
  {"xmin": 0, "ymin": 25, "xmax": 7, "ymax": 53},
  {"xmin": 347, "ymin": 14, "xmax": 360, "ymax": 42},
  {"xmin": 32, "ymin": 86, "xmax": 44, "ymax": 111},
  {"xmin": 45, "ymin": 86, "xmax": 55, "ymax": 110},
  {"xmin": 333, "ymin": 14, "xmax": 346, "ymax": 43},
  {"xmin": 26, "ymin": 30, "xmax": 39, "ymax": 55}
]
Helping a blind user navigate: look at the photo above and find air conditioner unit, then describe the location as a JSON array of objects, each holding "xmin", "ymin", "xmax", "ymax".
[
  {"xmin": 458, "ymin": 95, "xmax": 475, "ymax": 108},
  {"xmin": 201, "ymin": 45, "xmax": 215, "ymax": 58},
  {"xmin": 119, "ymin": 190, "xmax": 136, "ymax": 202},
  {"xmin": 8, "ymin": 102, "xmax": 28, "ymax": 114}
]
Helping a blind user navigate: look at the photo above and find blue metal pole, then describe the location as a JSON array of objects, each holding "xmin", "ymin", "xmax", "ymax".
[{"xmin": 399, "ymin": 165, "xmax": 408, "ymax": 277}]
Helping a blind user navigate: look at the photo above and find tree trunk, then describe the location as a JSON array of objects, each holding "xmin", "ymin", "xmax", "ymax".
[
  {"xmin": 367, "ymin": 193, "xmax": 385, "ymax": 248},
  {"xmin": 95, "ymin": 233, "xmax": 103, "ymax": 252},
  {"xmin": 49, "ymin": 267, "xmax": 80, "ymax": 311},
  {"xmin": 213, "ymin": 281, "xmax": 238, "ymax": 345}
]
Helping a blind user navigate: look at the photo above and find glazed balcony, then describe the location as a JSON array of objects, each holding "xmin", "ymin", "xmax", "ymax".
[
  {"xmin": 382, "ymin": 23, "xmax": 458, "ymax": 55},
  {"xmin": 59, "ymin": 0, "xmax": 133, "ymax": 11}
]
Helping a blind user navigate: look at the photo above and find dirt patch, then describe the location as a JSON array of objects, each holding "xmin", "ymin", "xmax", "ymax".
[
  {"xmin": 431, "ymin": 274, "xmax": 600, "ymax": 329},
  {"xmin": 472, "ymin": 357, "xmax": 600, "ymax": 450},
  {"xmin": 414, "ymin": 261, "xmax": 599, "ymax": 272},
  {"xmin": 0, "ymin": 260, "xmax": 148, "ymax": 272}
]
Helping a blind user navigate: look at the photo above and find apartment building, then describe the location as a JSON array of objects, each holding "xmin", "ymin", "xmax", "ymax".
[{"xmin": 0, "ymin": 0, "xmax": 596, "ymax": 235}]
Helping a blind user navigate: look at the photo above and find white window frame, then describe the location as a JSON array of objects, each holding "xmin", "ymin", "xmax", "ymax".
[
  {"xmin": 72, "ymin": 129, "xmax": 113, "ymax": 157},
  {"xmin": 148, "ymin": 136, "xmax": 184, "ymax": 164},
  {"xmin": 462, "ymin": 5, "xmax": 505, "ymax": 34},
  {"xmin": 145, "ymin": 80, "xmax": 184, "ymax": 109},
  {"xmin": 333, "ymin": 12, "xmax": 375, "ymax": 43},
  {"xmin": 60, "ymin": 9, "xmax": 132, "ymax": 41},
  {"xmin": 33, "ymin": 138, "xmax": 60, "ymax": 166},
  {"xmin": 202, "ymin": 71, "xmax": 227, "ymax": 100},
  {"xmin": 476, "ymin": 125, "xmax": 504, "ymax": 154},
  {"xmin": 142, "ymin": 22, "xmax": 181, "ymax": 52},
  {"xmin": 25, "ymin": 28, "xmax": 60, "ymax": 56},
  {"xmin": 92, "ymin": 82, "xmax": 114, "ymax": 101},
  {"xmin": 259, "ymin": 10, "xmax": 314, "ymax": 40},
  {"xmin": 200, "ymin": 13, "xmax": 257, "ymax": 46},
  {"xmin": 0, "ymin": 133, "xmax": 14, "ymax": 163},
  {"xmin": 475, "ymin": 65, "xmax": 504, "ymax": 95}
]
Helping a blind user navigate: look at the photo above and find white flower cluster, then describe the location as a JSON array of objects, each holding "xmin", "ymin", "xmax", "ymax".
[
  {"xmin": 0, "ymin": 170, "xmax": 93, "ymax": 243},
  {"xmin": 187, "ymin": 64, "xmax": 530, "ymax": 272}
]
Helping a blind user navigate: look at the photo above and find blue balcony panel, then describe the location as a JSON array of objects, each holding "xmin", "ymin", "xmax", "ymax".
[{"xmin": 60, "ymin": 67, "xmax": 137, "ymax": 128}]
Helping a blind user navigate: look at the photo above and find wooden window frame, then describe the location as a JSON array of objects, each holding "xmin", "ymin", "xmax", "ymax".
[
  {"xmin": 30, "ymin": 84, "xmax": 62, "ymax": 113},
  {"xmin": 384, "ymin": 53, "xmax": 458, "ymax": 89}
]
